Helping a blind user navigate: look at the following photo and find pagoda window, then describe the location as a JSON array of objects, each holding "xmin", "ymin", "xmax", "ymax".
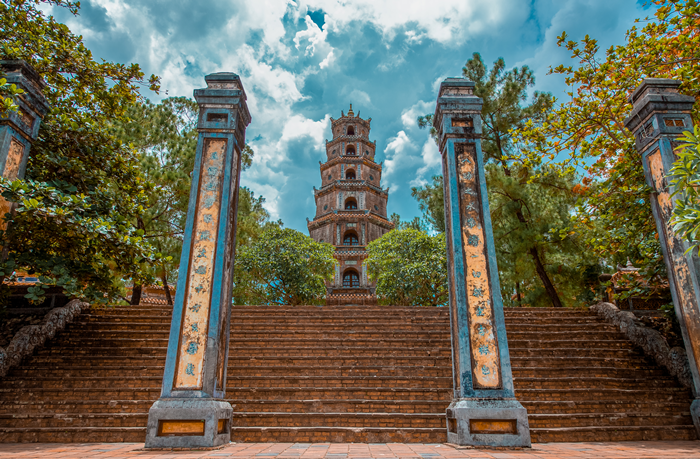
[
  {"xmin": 347, "ymin": 126, "xmax": 355, "ymax": 135},
  {"xmin": 346, "ymin": 145, "xmax": 356, "ymax": 155},
  {"xmin": 345, "ymin": 198, "xmax": 357, "ymax": 210},
  {"xmin": 343, "ymin": 231, "xmax": 359, "ymax": 245},
  {"xmin": 343, "ymin": 269, "xmax": 360, "ymax": 287},
  {"xmin": 346, "ymin": 170, "xmax": 356, "ymax": 180}
]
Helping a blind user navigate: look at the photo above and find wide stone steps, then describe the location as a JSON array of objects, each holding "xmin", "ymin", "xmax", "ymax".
[{"xmin": 0, "ymin": 303, "xmax": 695, "ymax": 444}]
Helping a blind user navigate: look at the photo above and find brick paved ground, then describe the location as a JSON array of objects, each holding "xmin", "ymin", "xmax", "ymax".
[{"xmin": 0, "ymin": 442, "xmax": 698, "ymax": 458}]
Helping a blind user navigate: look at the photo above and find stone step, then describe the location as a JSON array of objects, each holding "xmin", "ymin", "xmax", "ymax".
[
  {"xmin": 522, "ymin": 400, "xmax": 692, "ymax": 415},
  {"xmin": 228, "ymin": 399, "xmax": 449, "ymax": 414},
  {"xmin": 230, "ymin": 412, "xmax": 445, "ymax": 429},
  {"xmin": 225, "ymin": 376, "xmax": 452, "ymax": 389},
  {"xmin": 225, "ymin": 387, "xmax": 451, "ymax": 401},
  {"xmin": 229, "ymin": 426, "xmax": 447, "ymax": 443},
  {"xmin": 0, "ymin": 388, "xmax": 159, "ymax": 402},
  {"xmin": 513, "ymin": 366, "xmax": 668, "ymax": 379},
  {"xmin": 528, "ymin": 412, "xmax": 692, "ymax": 428},
  {"xmin": 43, "ymin": 341, "xmax": 454, "ymax": 357},
  {"xmin": 0, "ymin": 375, "xmax": 452, "ymax": 390},
  {"xmin": 10, "ymin": 364, "xmax": 451, "ymax": 379},
  {"xmin": 0, "ymin": 413, "xmax": 148, "ymax": 429},
  {"xmin": 0, "ymin": 427, "xmax": 146, "ymax": 443},
  {"xmin": 513, "ymin": 376, "xmax": 681, "ymax": 390},
  {"xmin": 530, "ymin": 425, "xmax": 698, "ymax": 443},
  {"xmin": 514, "ymin": 387, "xmax": 692, "ymax": 402},
  {"xmin": 511, "ymin": 356, "xmax": 654, "ymax": 368},
  {"xmin": 227, "ymin": 356, "xmax": 451, "ymax": 367},
  {"xmin": 0, "ymin": 400, "xmax": 152, "ymax": 414}
]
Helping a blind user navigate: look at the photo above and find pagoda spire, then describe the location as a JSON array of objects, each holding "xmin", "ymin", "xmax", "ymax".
[{"xmin": 347, "ymin": 103, "xmax": 354, "ymax": 117}]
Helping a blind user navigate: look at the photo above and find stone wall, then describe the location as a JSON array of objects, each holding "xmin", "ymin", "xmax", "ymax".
[
  {"xmin": 590, "ymin": 302, "xmax": 692, "ymax": 389},
  {"xmin": 0, "ymin": 299, "xmax": 88, "ymax": 377}
]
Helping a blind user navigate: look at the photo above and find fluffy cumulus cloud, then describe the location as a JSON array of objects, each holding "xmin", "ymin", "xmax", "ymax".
[{"xmin": 48, "ymin": 0, "xmax": 648, "ymax": 230}]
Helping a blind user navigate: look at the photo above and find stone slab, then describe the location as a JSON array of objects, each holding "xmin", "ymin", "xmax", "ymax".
[{"xmin": 144, "ymin": 398, "xmax": 231, "ymax": 448}]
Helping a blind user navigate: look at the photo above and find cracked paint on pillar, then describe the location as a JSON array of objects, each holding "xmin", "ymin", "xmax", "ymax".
[
  {"xmin": 457, "ymin": 143, "xmax": 501, "ymax": 389},
  {"xmin": 648, "ymin": 149, "xmax": 700, "ymax": 370},
  {"xmin": 175, "ymin": 138, "xmax": 226, "ymax": 389},
  {"xmin": 0, "ymin": 138, "xmax": 24, "ymax": 232}
]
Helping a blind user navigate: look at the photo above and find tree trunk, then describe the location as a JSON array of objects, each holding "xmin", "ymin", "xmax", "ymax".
[
  {"xmin": 131, "ymin": 283, "xmax": 142, "ymax": 306},
  {"xmin": 515, "ymin": 281, "xmax": 522, "ymax": 306},
  {"xmin": 528, "ymin": 246, "xmax": 563, "ymax": 308},
  {"xmin": 161, "ymin": 272, "xmax": 173, "ymax": 306}
]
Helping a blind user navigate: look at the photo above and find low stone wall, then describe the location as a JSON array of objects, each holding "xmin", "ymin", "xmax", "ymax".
[
  {"xmin": 590, "ymin": 301, "xmax": 692, "ymax": 389},
  {"xmin": 0, "ymin": 299, "xmax": 88, "ymax": 377}
]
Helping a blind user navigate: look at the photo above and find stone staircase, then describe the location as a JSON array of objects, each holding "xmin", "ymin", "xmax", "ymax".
[{"xmin": 0, "ymin": 302, "xmax": 695, "ymax": 443}]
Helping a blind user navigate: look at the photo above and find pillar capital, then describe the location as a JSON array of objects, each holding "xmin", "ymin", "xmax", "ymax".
[
  {"xmin": 624, "ymin": 78, "xmax": 694, "ymax": 155},
  {"xmin": 0, "ymin": 60, "xmax": 49, "ymax": 142}
]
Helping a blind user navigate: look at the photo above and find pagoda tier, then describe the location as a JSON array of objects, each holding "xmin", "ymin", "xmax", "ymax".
[{"xmin": 307, "ymin": 105, "xmax": 393, "ymax": 305}]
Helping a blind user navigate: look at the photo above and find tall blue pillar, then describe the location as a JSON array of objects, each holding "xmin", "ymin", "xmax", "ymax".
[
  {"xmin": 433, "ymin": 78, "xmax": 530, "ymax": 447},
  {"xmin": 145, "ymin": 72, "xmax": 251, "ymax": 448},
  {"xmin": 0, "ymin": 61, "xmax": 49, "ymax": 228},
  {"xmin": 624, "ymin": 78, "xmax": 700, "ymax": 435}
]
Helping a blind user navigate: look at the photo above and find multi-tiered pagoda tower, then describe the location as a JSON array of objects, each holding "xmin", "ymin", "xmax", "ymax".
[{"xmin": 307, "ymin": 105, "xmax": 394, "ymax": 305}]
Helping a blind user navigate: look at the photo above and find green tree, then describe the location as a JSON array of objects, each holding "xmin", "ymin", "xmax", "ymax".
[
  {"xmin": 232, "ymin": 227, "xmax": 336, "ymax": 305},
  {"xmin": 670, "ymin": 127, "xmax": 700, "ymax": 254},
  {"xmin": 487, "ymin": 164, "xmax": 599, "ymax": 307},
  {"xmin": 113, "ymin": 97, "xmax": 257, "ymax": 304},
  {"xmin": 366, "ymin": 228, "xmax": 447, "ymax": 306},
  {"xmin": 389, "ymin": 212, "xmax": 427, "ymax": 232},
  {"xmin": 410, "ymin": 175, "xmax": 445, "ymax": 233},
  {"xmin": 515, "ymin": 0, "xmax": 700, "ymax": 294},
  {"xmin": 0, "ymin": 0, "xmax": 161, "ymax": 304}
]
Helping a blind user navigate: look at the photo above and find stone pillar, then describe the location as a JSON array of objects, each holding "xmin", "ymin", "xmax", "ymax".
[
  {"xmin": 624, "ymin": 78, "xmax": 700, "ymax": 434},
  {"xmin": 145, "ymin": 72, "xmax": 251, "ymax": 449},
  {"xmin": 433, "ymin": 78, "xmax": 530, "ymax": 447},
  {"xmin": 0, "ymin": 60, "xmax": 49, "ymax": 229}
]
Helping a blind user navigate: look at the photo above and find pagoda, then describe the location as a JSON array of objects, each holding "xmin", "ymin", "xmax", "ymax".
[{"xmin": 307, "ymin": 105, "xmax": 394, "ymax": 305}]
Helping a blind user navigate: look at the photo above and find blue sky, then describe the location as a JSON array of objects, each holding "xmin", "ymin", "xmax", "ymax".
[{"xmin": 48, "ymin": 0, "xmax": 650, "ymax": 233}]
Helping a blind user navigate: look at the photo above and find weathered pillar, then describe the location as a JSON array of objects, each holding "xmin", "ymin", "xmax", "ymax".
[
  {"xmin": 624, "ymin": 78, "xmax": 700, "ymax": 434},
  {"xmin": 145, "ymin": 72, "xmax": 251, "ymax": 448},
  {"xmin": 433, "ymin": 78, "xmax": 530, "ymax": 447},
  {"xmin": 0, "ymin": 60, "xmax": 49, "ymax": 228}
]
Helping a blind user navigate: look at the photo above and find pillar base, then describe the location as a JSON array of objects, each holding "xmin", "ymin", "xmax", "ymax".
[
  {"xmin": 144, "ymin": 398, "xmax": 232, "ymax": 449},
  {"xmin": 691, "ymin": 399, "xmax": 700, "ymax": 438},
  {"xmin": 446, "ymin": 399, "xmax": 530, "ymax": 447}
]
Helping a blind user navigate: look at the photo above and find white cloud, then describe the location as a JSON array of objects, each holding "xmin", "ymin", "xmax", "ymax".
[
  {"xmin": 319, "ymin": 49, "xmax": 335, "ymax": 69},
  {"xmin": 411, "ymin": 139, "xmax": 441, "ymax": 187},
  {"xmin": 303, "ymin": 0, "xmax": 529, "ymax": 44},
  {"xmin": 294, "ymin": 15, "xmax": 327, "ymax": 57},
  {"xmin": 348, "ymin": 89, "xmax": 372, "ymax": 107}
]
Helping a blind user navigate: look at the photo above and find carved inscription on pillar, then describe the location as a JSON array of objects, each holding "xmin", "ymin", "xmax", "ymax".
[
  {"xmin": 456, "ymin": 143, "xmax": 502, "ymax": 389},
  {"xmin": 175, "ymin": 139, "xmax": 226, "ymax": 389}
]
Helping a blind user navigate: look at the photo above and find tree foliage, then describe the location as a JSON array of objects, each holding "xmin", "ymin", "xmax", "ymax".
[
  {"xmin": 410, "ymin": 175, "xmax": 445, "ymax": 233},
  {"xmin": 366, "ymin": 229, "xmax": 448, "ymax": 307},
  {"xmin": 515, "ymin": 0, "xmax": 700, "ymax": 289},
  {"xmin": 670, "ymin": 127, "xmax": 700, "ymax": 254},
  {"xmin": 0, "ymin": 0, "xmax": 161, "ymax": 303},
  {"xmin": 232, "ymin": 227, "xmax": 335, "ymax": 305}
]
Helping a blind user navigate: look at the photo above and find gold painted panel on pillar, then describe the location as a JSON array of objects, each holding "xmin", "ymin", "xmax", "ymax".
[
  {"xmin": 157, "ymin": 420, "xmax": 205, "ymax": 436},
  {"xmin": 174, "ymin": 138, "xmax": 227, "ymax": 389},
  {"xmin": 456, "ymin": 143, "xmax": 501, "ymax": 389},
  {"xmin": 469, "ymin": 419, "xmax": 517, "ymax": 435}
]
